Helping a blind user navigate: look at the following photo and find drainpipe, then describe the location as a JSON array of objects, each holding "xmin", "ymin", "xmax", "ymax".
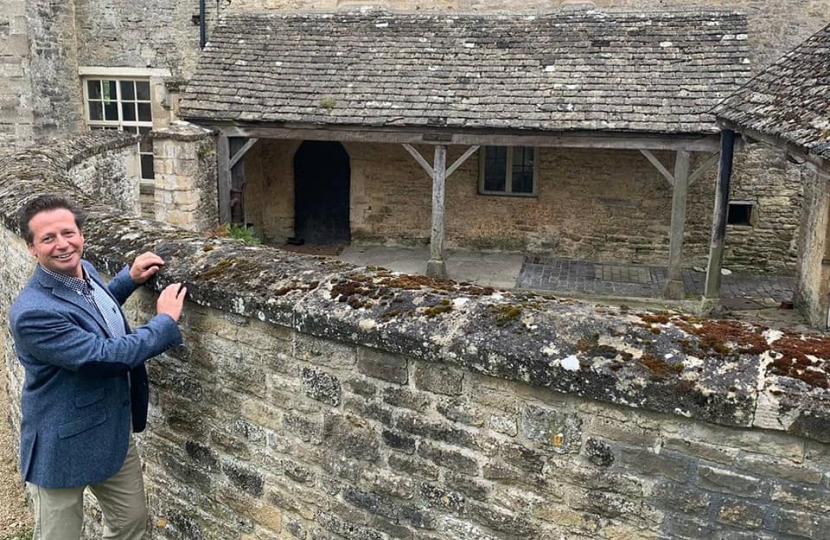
[{"xmin": 199, "ymin": 0, "xmax": 207, "ymax": 49}]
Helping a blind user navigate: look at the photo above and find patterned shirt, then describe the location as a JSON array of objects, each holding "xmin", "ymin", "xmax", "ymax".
[{"xmin": 40, "ymin": 265, "xmax": 127, "ymax": 337}]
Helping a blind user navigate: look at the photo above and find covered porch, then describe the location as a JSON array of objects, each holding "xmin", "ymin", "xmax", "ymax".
[{"xmin": 177, "ymin": 8, "xmax": 754, "ymax": 310}]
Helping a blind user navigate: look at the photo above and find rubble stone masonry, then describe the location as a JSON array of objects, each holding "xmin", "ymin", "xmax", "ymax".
[{"xmin": 2, "ymin": 132, "xmax": 829, "ymax": 540}]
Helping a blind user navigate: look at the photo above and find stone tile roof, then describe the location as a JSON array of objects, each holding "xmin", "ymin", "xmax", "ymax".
[
  {"xmin": 179, "ymin": 9, "xmax": 750, "ymax": 135},
  {"xmin": 714, "ymin": 23, "xmax": 830, "ymax": 161}
]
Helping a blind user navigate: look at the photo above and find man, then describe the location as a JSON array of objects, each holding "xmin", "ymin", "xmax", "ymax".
[{"xmin": 9, "ymin": 194, "xmax": 187, "ymax": 540}]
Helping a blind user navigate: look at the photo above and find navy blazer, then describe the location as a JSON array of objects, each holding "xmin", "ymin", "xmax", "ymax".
[{"xmin": 10, "ymin": 260, "xmax": 181, "ymax": 489}]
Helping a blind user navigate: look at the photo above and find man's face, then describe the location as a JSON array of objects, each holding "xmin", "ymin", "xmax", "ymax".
[{"xmin": 27, "ymin": 208, "xmax": 85, "ymax": 279}]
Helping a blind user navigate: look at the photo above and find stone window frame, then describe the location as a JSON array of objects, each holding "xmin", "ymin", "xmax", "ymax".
[{"xmin": 478, "ymin": 145, "xmax": 539, "ymax": 197}]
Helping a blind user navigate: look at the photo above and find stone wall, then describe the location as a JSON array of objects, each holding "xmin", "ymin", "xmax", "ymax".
[
  {"xmin": 794, "ymin": 168, "xmax": 830, "ymax": 329},
  {"xmin": 153, "ymin": 122, "xmax": 218, "ymax": 232},
  {"xmin": 244, "ymin": 140, "xmax": 801, "ymax": 272},
  {"xmin": 0, "ymin": 0, "xmax": 33, "ymax": 150},
  {"xmin": 25, "ymin": 0, "xmax": 84, "ymax": 140},
  {"xmin": 73, "ymin": 0, "xmax": 222, "ymax": 81},
  {"xmin": 1, "ymin": 133, "xmax": 829, "ymax": 540}
]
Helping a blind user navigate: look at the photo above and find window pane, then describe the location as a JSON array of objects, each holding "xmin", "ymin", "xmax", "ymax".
[
  {"xmin": 103, "ymin": 80, "xmax": 117, "ymax": 102},
  {"xmin": 88, "ymin": 101, "xmax": 103, "ymax": 121},
  {"xmin": 140, "ymin": 154, "xmax": 155, "ymax": 180},
  {"xmin": 87, "ymin": 80, "xmax": 102, "ymax": 100},
  {"xmin": 104, "ymin": 100, "xmax": 119, "ymax": 121},
  {"xmin": 137, "ymin": 103, "xmax": 152, "ymax": 122},
  {"xmin": 139, "ymin": 127, "xmax": 153, "ymax": 153},
  {"xmin": 511, "ymin": 147, "xmax": 535, "ymax": 194},
  {"xmin": 123, "ymin": 125, "xmax": 138, "ymax": 133},
  {"xmin": 483, "ymin": 146, "xmax": 507, "ymax": 192},
  {"xmin": 121, "ymin": 102, "xmax": 137, "ymax": 122},
  {"xmin": 136, "ymin": 81, "xmax": 151, "ymax": 101},
  {"xmin": 120, "ymin": 80, "xmax": 135, "ymax": 101}
]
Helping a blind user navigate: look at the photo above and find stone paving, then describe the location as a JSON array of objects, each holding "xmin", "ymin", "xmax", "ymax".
[{"xmin": 518, "ymin": 255, "xmax": 795, "ymax": 309}]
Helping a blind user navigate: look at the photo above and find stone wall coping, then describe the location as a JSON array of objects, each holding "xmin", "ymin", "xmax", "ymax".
[
  {"xmin": 1, "ymin": 132, "xmax": 828, "ymax": 444},
  {"xmin": 152, "ymin": 121, "xmax": 215, "ymax": 142}
]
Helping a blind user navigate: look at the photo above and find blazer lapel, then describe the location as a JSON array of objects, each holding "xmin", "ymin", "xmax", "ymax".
[{"xmin": 35, "ymin": 266, "xmax": 113, "ymax": 337}]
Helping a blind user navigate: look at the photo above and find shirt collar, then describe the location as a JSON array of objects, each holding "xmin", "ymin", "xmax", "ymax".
[{"xmin": 40, "ymin": 265, "xmax": 92, "ymax": 295}]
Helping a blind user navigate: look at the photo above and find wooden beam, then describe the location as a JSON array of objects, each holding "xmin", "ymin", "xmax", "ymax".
[
  {"xmin": 446, "ymin": 145, "xmax": 480, "ymax": 178},
  {"xmin": 688, "ymin": 152, "xmax": 720, "ymax": 186},
  {"xmin": 640, "ymin": 149, "xmax": 675, "ymax": 187},
  {"xmin": 402, "ymin": 144, "xmax": 434, "ymax": 176},
  {"xmin": 228, "ymin": 137, "xmax": 260, "ymax": 169},
  {"xmin": 217, "ymin": 133, "xmax": 231, "ymax": 224},
  {"xmin": 200, "ymin": 123, "xmax": 720, "ymax": 152},
  {"xmin": 426, "ymin": 145, "xmax": 448, "ymax": 279},
  {"xmin": 701, "ymin": 129, "xmax": 736, "ymax": 313},
  {"xmin": 662, "ymin": 150, "xmax": 691, "ymax": 300}
]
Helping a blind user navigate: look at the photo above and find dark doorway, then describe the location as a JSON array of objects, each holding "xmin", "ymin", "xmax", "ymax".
[{"xmin": 294, "ymin": 141, "xmax": 351, "ymax": 244}]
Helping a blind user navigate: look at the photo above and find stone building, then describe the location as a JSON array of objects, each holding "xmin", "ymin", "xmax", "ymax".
[
  {"xmin": 0, "ymin": 0, "xmax": 828, "ymax": 286},
  {"xmin": 714, "ymin": 22, "xmax": 830, "ymax": 327}
]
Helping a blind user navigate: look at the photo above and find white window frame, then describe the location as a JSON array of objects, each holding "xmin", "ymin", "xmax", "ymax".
[
  {"xmin": 478, "ymin": 146, "xmax": 539, "ymax": 197},
  {"xmin": 82, "ymin": 76, "xmax": 155, "ymax": 183}
]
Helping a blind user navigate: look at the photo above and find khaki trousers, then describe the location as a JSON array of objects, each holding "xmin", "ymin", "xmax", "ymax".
[{"xmin": 27, "ymin": 438, "xmax": 148, "ymax": 540}]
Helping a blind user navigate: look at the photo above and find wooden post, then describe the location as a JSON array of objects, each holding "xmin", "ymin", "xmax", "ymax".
[
  {"xmin": 217, "ymin": 133, "xmax": 232, "ymax": 224},
  {"xmin": 662, "ymin": 150, "xmax": 691, "ymax": 299},
  {"xmin": 701, "ymin": 129, "xmax": 735, "ymax": 314},
  {"xmin": 426, "ymin": 145, "xmax": 448, "ymax": 279}
]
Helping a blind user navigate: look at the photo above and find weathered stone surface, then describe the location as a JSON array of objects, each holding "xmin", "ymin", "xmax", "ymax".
[
  {"xmin": 303, "ymin": 367, "xmax": 342, "ymax": 407},
  {"xmin": 2, "ymin": 131, "xmax": 830, "ymax": 540}
]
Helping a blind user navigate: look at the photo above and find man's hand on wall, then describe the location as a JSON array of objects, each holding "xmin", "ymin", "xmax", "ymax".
[
  {"xmin": 130, "ymin": 252, "xmax": 165, "ymax": 284},
  {"xmin": 157, "ymin": 283, "xmax": 187, "ymax": 322}
]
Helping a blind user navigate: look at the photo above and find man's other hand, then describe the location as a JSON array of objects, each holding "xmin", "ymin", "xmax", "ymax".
[
  {"xmin": 157, "ymin": 283, "xmax": 187, "ymax": 322},
  {"xmin": 130, "ymin": 252, "xmax": 165, "ymax": 284}
]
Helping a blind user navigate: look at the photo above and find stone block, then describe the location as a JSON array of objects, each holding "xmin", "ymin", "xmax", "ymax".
[
  {"xmin": 663, "ymin": 436, "xmax": 739, "ymax": 465},
  {"xmin": 294, "ymin": 334, "xmax": 357, "ymax": 369},
  {"xmin": 382, "ymin": 387, "xmax": 431, "ymax": 413},
  {"xmin": 185, "ymin": 440, "xmax": 220, "ymax": 471},
  {"xmin": 651, "ymin": 481, "xmax": 711, "ymax": 516},
  {"xmin": 716, "ymin": 498, "xmax": 765, "ymax": 529},
  {"xmin": 303, "ymin": 367, "xmax": 342, "ymax": 406},
  {"xmin": 533, "ymin": 504, "xmax": 600, "ymax": 534},
  {"xmin": 775, "ymin": 508, "xmax": 828, "ymax": 539},
  {"xmin": 585, "ymin": 438, "xmax": 614, "ymax": 467},
  {"xmin": 316, "ymin": 510, "xmax": 385, "ymax": 540},
  {"xmin": 284, "ymin": 411, "xmax": 324, "ymax": 444},
  {"xmin": 444, "ymin": 471, "xmax": 489, "ymax": 502},
  {"xmin": 521, "ymin": 404, "xmax": 582, "ymax": 453},
  {"xmin": 735, "ymin": 453, "xmax": 825, "ymax": 485},
  {"xmin": 344, "ymin": 396, "xmax": 394, "ymax": 425},
  {"xmin": 618, "ymin": 447, "xmax": 691, "ymax": 482},
  {"xmin": 489, "ymin": 413, "xmax": 518, "ymax": 437},
  {"xmin": 414, "ymin": 363, "xmax": 463, "ymax": 396},
  {"xmin": 770, "ymin": 483, "xmax": 830, "ymax": 513},
  {"xmin": 661, "ymin": 514, "xmax": 714, "ymax": 539},
  {"xmin": 417, "ymin": 442, "xmax": 478, "ymax": 476},
  {"xmin": 342, "ymin": 485, "xmax": 399, "ymax": 521},
  {"xmin": 388, "ymin": 454, "xmax": 439, "ymax": 481},
  {"xmin": 436, "ymin": 397, "xmax": 486, "ymax": 427},
  {"xmin": 420, "ymin": 483, "xmax": 466, "ymax": 513},
  {"xmin": 222, "ymin": 460, "xmax": 264, "ymax": 497},
  {"xmin": 466, "ymin": 500, "xmax": 538, "ymax": 537},
  {"xmin": 345, "ymin": 377, "xmax": 377, "ymax": 398},
  {"xmin": 696, "ymin": 465, "xmax": 765, "ymax": 499},
  {"xmin": 323, "ymin": 413, "xmax": 380, "ymax": 462},
  {"xmin": 357, "ymin": 346, "xmax": 408, "ymax": 384},
  {"xmin": 382, "ymin": 429, "xmax": 417, "ymax": 454}
]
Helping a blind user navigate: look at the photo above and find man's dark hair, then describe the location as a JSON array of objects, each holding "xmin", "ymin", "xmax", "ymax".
[{"xmin": 19, "ymin": 194, "xmax": 86, "ymax": 245}]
